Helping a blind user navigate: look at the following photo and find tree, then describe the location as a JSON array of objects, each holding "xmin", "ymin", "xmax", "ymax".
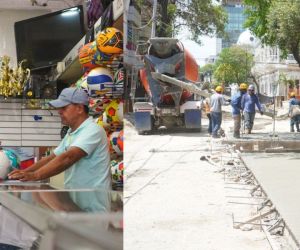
[
  {"xmin": 243, "ymin": 0, "xmax": 272, "ymax": 44},
  {"xmin": 213, "ymin": 46, "xmax": 254, "ymax": 85},
  {"xmin": 199, "ymin": 63, "xmax": 214, "ymax": 75},
  {"xmin": 199, "ymin": 63, "xmax": 214, "ymax": 85},
  {"xmin": 155, "ymin": 0, "xmax": 227, "ymax": 43},
  {"xmin": 244, "ymin": 0, "xmax": 300, "ymax": 67}
]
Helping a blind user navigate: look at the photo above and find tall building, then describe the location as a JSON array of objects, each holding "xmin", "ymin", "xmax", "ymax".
[{"xmin": 216, "ymin": 0, "xmax": 246, "ymax": 53}]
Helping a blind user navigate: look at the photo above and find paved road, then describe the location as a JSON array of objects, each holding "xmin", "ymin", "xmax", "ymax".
[{"xmin": 124, "ymin": 119, "xmax": 270, "ymax": 250}]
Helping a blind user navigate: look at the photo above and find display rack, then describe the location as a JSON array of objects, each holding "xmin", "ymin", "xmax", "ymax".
[{"xmin": 0, "ymin": 99, "xmax": 61, "ymax": 147}]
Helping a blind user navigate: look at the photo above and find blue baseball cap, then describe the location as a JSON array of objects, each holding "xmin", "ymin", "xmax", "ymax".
[{"xmin": 49, "ymin": 87, "xmax": 89, "ymax": 108}]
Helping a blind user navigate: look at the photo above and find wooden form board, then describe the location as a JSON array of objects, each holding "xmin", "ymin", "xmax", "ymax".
[{"xmin": 0, "ymin": 100, "xmax": 62, "ymax": 147}]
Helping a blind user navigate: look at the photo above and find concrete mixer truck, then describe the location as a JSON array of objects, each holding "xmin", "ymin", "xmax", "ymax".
[{"xmin": 132, "ymin": 38, "xmax": 210, "ymax": 134}]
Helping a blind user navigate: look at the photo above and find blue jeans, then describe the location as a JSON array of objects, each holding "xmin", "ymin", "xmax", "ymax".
[
  {"xmin": 211, "ymin": 112, "xmax": 222, "ymax": 136},
  {"xmin": 291, "ymin": 114, "xmax": 300, "ymax": 131},
  {"xmin": 207, "ymin": 113, "xmax": 212, "ymax": 134}
]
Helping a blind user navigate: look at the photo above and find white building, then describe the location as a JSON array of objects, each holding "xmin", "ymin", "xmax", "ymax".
[
  {"xmin": 253, "ymin": 45, "xmax": 300, "ymax": 98},
  {"xmin": 237, "ymin": 30, "xmax": 300, "ymax": 100}
]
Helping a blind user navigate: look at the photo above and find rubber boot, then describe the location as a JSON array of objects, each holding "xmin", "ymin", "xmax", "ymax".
[
  {"xmin": 290, "ymin": 126, "xmax": 295, "ymax": 132},
  {"xmin": 233, "ymin": 132, "xmax": 240, "ymax": 138}
]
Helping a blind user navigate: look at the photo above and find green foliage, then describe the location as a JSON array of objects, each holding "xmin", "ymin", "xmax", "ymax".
[
  {"xmin": 279, "ymin": 73, "xmax": 296, "ymax": 88},
  {"xmin": 267, "ymin": 1, "xmax": 300, "ymax": 64},
  {"xmin": 244, "ymin": 0, "xmax": 300, "ymax": 66},
  {"xmin": 213, "ymin": 46, "xmax": 254, "ymax": 85},
  {"xmin": 156, "ymin": 0, "xmax": 227, "ymax": 43},
  {"xmin": 244, "ymin": 0, "xmax": 272, "ymax": 44},
  {"xmin": 200, "ymin": 63, "xmax": 214, "ymax": 73}
]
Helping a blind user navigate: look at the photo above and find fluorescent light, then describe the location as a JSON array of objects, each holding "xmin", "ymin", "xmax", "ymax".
[{"xmin": 61, "ymin": 7, "xmax": 79, "ymax": 16}]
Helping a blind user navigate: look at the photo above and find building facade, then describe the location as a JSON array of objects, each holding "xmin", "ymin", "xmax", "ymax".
[
  {"xmin": 252, "ymin": 44, "xmax": 300, "ymax": 101},
  {"xmin": 217, "ymin": 0, "xmax": 246, "ymax": 54}
]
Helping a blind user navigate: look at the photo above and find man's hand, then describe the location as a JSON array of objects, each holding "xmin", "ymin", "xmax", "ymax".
[
  {"xmin": 8, "ymin": 170, "xmax": 39, "ymax": 182},
  {"xmin": 8, "ymin": 169, "xmax": 25, "ymax": 178},
  {"xmin": 260, "ymin": 111, "xmax": 264, "ymax": 115}
]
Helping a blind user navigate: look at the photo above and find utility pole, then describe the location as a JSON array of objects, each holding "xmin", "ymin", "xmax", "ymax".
[{"xmin": 151, "ymin": 0, "xmax": 157, "ymax": 38}]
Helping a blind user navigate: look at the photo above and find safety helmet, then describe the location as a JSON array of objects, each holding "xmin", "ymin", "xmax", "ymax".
[
  {"xmin": 215, "ymin": 86, "xmax": 223, "ymax": 92},
  {"xmin": 290, "ymin": 92, "xmax": 296, "ymax": 97},
  {"xmin": 248, "ymin": 84, "xmax": 255, "ymax": 90},
  {"xmin": 96, "ymin": 27, "xmax": 123, "ymax": 54},
  {"xmin": 239, "ymin": 83, "xmax": 248, "ymax": 90}
]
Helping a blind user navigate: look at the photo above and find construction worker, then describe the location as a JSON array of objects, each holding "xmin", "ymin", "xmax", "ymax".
[
  {"xmin": 288, "ymin": 92, "xmax": 300, "ymax": 132},
  {"xmin": 210, "ymin": 85, "xmax": 229, "ymax": 138},
  {"xmin": 241, "ymin": 84, "xmax": 263, "ymax": 134},
  {"xmin": 231, "ymin": 83, "xmax": 248, "ymax": 138}
]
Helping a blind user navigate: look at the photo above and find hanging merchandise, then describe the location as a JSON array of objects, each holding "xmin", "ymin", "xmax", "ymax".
[
  {"xmin": 114, "ymin": 67, "xmax": 124, "ymax": 84},
  {"xmin": 78, "ymin": 41, "xmax": 115, "ymax": 71},
  {"xmin": 115, "ymin": 100, "xmax": 124, "ymax": 122},
  {"xmin": 87, "ymin": 0, "xmax": 104, "ymax": 28},
  {"xmin": 109, "ymin": 131, "xmax": 122, "ymax": 156},
  {"xmin": 105, "ymin": 99, "xmax": 122, "ymax": 123},
  {"xmin": 75, "ymin": 74, "xmax": 89, "ymax": 94},
  {"xmin": 96, "ymin": 113, "xmax": 110, "ymax": 131},
  {"xmin": 96, "ymin": 27, "xmax": 123, "ymax": 55},
  {"xmin": 117, "ymin": 130, "xmax": 123, "ymax": 152},
  {"xmin": 111, "ymin": 67, "xmax": 124, "ymax": 97},
  {"xmin": 111, "ymin": 160, "xmax": 123, "ymax": 184},
  {"xmin": 87, "ymin": 67, "xmax": 114, "ymax": 96},
  {"xmin": 78, "ymin": 41, "xmax": 98, "ymax": 70},
  {"xmin": 89, "ymin": 98, "xmax": 111, "ymax": 115}
]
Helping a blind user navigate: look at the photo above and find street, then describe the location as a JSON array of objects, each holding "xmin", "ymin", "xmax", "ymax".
[{"xmin": 124, "ymin": 115, "xmax": 279, "ymax": 250}]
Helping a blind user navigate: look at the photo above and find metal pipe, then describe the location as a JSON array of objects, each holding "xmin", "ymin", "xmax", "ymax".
[{"xmin": 151, "ymin": 0, "xmax": 157, "ymax": 38}]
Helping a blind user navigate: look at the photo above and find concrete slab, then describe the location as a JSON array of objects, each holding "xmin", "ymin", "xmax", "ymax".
[
  {"xmin": 242, "ymin": 153, "xmax": 300, "ymax": 246},
  {"xmin": 225, "ymin": 132, "xmax": 300, "ymax": 141},
  {"xmin": 223, "ymin": 133, "xmax": 300, "ymax": 152}
]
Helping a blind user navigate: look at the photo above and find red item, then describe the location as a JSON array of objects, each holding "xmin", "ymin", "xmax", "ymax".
[{"xmin": 20, "ymin": 158, "xmax": 35, "ymax": 170}]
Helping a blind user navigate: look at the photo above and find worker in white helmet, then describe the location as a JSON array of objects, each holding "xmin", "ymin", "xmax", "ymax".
[{"xmin": 241, "ymin": 85, "xmax": 263, "ymax": 134}]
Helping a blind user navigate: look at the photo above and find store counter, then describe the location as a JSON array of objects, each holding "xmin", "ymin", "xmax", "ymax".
[{"xmin": 0, "ymin": 183, "xmax": 123, "ymax": 250}]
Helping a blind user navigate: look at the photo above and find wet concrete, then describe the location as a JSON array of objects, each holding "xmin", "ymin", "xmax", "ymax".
[
  {"xmin": 223, "ymin": 132, "xmax": 300, "ymax": 152},
  {"xmin": 242, "ymin": 153, "xmax": 300, "ymax": 246}
]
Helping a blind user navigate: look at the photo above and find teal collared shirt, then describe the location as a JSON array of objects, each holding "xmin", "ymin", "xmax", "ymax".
[{"xmin": 54, "ymin": 117, "xmax": 111, "ymax": 189}]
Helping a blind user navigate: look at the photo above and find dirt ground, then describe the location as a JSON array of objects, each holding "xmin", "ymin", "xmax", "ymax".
[{"xmin": 124, "ymin": 113, "xmax": 294, "ymax": 250}]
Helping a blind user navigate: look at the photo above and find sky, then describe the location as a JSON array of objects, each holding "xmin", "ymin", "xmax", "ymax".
[
  {"xmin": 176, "ymin": 31, "xmax": 217, "ymax": 67},
  {"xmin": 175, "ymin": 0, "xmax": 220, "ymax": 67}
]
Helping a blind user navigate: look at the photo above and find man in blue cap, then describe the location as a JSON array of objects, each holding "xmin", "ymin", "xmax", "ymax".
[{"xmin": 8, "ymin": 87, "xmax": 111, "ymax": 190}]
